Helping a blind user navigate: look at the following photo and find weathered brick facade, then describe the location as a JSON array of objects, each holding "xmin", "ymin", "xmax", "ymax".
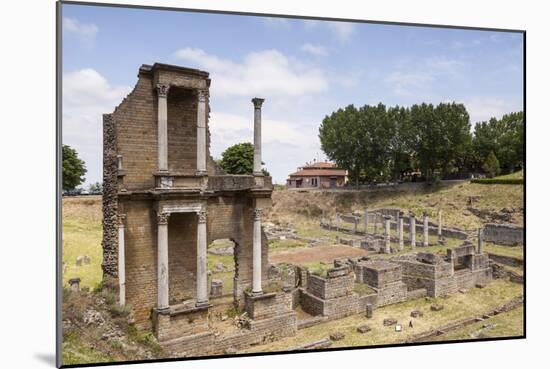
[{"xmin": 102, "ymin": 63, "xmax": 278, "ymax": 349}]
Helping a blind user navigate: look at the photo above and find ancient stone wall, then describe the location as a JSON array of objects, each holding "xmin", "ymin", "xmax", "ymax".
[
  {"xmin": 245, "ymin": 291, "xmax": 293, "ymax": 320},
  {"xmin": 306, "ymin": 272, "xmax": 354, "ymax": 299},
  {"xmin": 102, "ymin": 113, "xmax": 119, "ymax": 278},
  {"xmin": 484, "ymin": 223, "xmax": 524, "ymax": 246}
]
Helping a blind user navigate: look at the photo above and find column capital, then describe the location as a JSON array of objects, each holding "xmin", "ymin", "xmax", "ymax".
[
  {"xmin": 117, "ymin": 214, "xmax": 126, "ymax": 228},
  {"xmin": 197, "ymin": 89, "xmax": 209, "ymax": 103},
  {"xmin": 157, "ymin": 212, "xmax": 170, "ymax": 225},
  {"xmin": 409, "ymin": 212, "xmax": 415, "ymax": 218},
  {"xmin": 252, "ymin": 97, "xmax": 265, "ymax": 109},
  {"xmin": 197, "ymin": 210, "xmax": 207, "ymax": 224},
  {"xmin": 156, "ymin": 83, "xmax": 170, "ymax": 98},
  {"xmin": 253, "ymin": 208, "xmax": 263, "ymax": 221}
]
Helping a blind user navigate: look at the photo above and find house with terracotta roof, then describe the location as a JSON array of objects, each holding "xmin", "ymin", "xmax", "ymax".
[{"xmin": 286, "ymin": 160, "xmax": 348, "ymax": 188}]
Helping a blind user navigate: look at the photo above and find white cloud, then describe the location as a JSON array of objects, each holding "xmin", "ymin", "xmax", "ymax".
[
  {"xmin": 63, "ymin": 17, "xmax": 98, "ymax": 48},
  {"xmin": 63, "ymin": 69, "xmax": 131, "ymax": 186},
  {"xmin": 462, "ymin": 96, "xmax": 522, "ymax": 124},
  {"xmin": 385, "ymin": 57, "xmax": 464, "ymax": 96},
  {"xmin": 209, "ymin": 112, "xmax": 320, "ymax": 183},
  {"xmin": 303, "ymin": 20, "xmax": 355, "ymax": 43},
  {"xmin": 175, "ymin": 48, "xmax": 328, "ymax": 98},
  {"xmin": 301, "ymin": 43, "xmax": 328, "ymax": 56}
]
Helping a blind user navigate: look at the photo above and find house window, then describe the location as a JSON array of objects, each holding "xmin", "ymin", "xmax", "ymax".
[{"xmin": 311, "ymin": 178, "xmax": 318, "ymax": 186}]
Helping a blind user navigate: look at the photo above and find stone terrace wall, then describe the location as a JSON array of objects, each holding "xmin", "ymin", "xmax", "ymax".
[
  {"xmin": 245, "ymin": 291, "xmax": 293, "ymax": 320},
  {"xmin": 484, "ymin": 223, "xmax": 524, "ymax": 246}
]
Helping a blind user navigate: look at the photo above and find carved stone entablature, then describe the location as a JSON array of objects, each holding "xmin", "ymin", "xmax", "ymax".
[
  {"xmin": 156, "ymin": 83, "xmax": 170, "ymax": 97},
  {"xmin": 159, "ymin": 176, "xmax": 174, "ymax": 189},
  {"xmin": 197, "ymin": 210, "xmax": 207, "ymax": 224},
  {"xmin": 117, "ymin": 214, "xmax": 126, "ymax": 228},
  {"xmin": 157, "ymin": 212, "xmax": 170, "ymax": 225},
  {"xmin": 197, "ymin": 89, "xmax": 208, "ymax": 103},
  {"xmin": 253, "ymin": 208, "xmax": 263, "ymax": 221},
  {"xmin": 251, "ymin": 97, "xmax": 265, "ymax": 109}
]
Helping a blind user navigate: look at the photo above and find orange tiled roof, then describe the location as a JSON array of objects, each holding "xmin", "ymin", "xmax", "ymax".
[
  {"xmin": 289, "ymin": 169, "xmax": 347, "ymax": 177},
  {"xmin": 302, "ymin": 161, "xmax": 337, "ymax": 169}
]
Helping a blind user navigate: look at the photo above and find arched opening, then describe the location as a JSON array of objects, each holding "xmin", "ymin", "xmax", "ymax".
[{"xmin": 207, "ymin": 238, "xmax": 238, "ymax": 305}]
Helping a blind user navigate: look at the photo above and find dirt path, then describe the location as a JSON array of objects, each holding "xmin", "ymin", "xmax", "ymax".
[{"xmin": 269, "ymin": 245, "xmax": 368, "ymax": 265}]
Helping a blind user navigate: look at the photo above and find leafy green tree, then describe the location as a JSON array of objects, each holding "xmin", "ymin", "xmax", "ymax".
[
  {"xmin": 88, "ymin": 182, "xmax": 103, "ymax": 193},
  {"xmin": 62, "ymin": 144, "xmax": 87, "ymax": 190},
  {"xmin": 472, "ymin": 111, "xmax": 524, "ymax": 173},
  {"xmin": 219, "ymin": 142, "xmax": 269, "ymax": 176},
  {"xmin": 482, "ymin": 151, "xmax": 500, "ymax": 178},
  {"xmin": 319, "ymin": 105, "xmax": 370, "ymax": 186}
]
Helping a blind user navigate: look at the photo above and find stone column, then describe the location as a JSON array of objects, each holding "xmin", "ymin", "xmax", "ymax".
[
  {"xmin": 398, "ymin": 215, "xmax": 404, "ymax": 251},
  {"xmin": 117, "ymin": 214, "xmax": 126, "ymax": 306},
  {"xmin": 396, "ymin": 212, "xmax": 401, "ymax": 241},
  {"xmin": 410, "ymin": 212, "xmax": 416, "ymax": 250},
  {"xmin": 156, "ymin": 84, "xmax": 169, "ymax": 172},
  {"xmin": 373, "ymin": 214, "xmax": 378, "ymax": 234},
  {"xmin": 252, "ymin": 98, "xmax": 265, "ymax": 176},
  {"xmin": 438, "ymin": 210, "xmax": 443, "ymax": 239},
  {"xmin": 384, "ymin": 216, "xmax": 391, "ymax": 253},
  {"xmin": 157, "ymin": 212, "xmax": 170, "ymax": 310},
  {"xmin": 449, "ymin": 251, "xmax": 455, "ymax": 276},
  {"xmin": 252, "ymin": 208, "xmax": 263, "ymax": 294},
  {"xmin": 336, "ymin": 214, "xmax": 341, "ymax": 232},
  {"xmin": 196, "ymin": 210, "xmax": 208, "ymax": 306},
  {"xmin": 423, "ymin": 213, "xmax": 429, "ymax": 247},
  {"xmin": 353, "ymin": 217, "xmax": 358, "ymax": 234},
  {"xmin": 478, "ymin": 228, "xmax": 484, "ymax": 254},
  {"xmin": 364, "ymin": 208, "xmax": 369, "ymax": 234},
  {"xmin": 196, "ymin": 89, "xmax": 208, "ymax": 175}
]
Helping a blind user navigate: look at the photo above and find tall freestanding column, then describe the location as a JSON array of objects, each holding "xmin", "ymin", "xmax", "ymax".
[
  {"xmin": 252, "ymin": 208, "xmax": 263, "ymax": 294},
  {"xmin": 156, "ymin": 84, "xmax": 170, "ymax": 172},
  {"xmin": 438, "ymin": 210, "xmax": 443, "ymax": 239},
  {"xmin": 384, "ymin": 216, "xmax": 391, "ymax": 253},
  {"xmin": 423, "ymin": 213, "xmax": 429, "ymax": 247},
  {"xmin": 364, "ymin": 208, "xmax": 369, "ymax": 234},
  {"xmin": 478, "ymin": 228, "xmax": 484, "ymax": 254},
  {"xmin": 252, "ymin": 98, "xmax": 265, "ymax": 176},
  {"xmin": 196, "ymin": 89, "xmax": 208, "ymax": 175},
  {"xmin": 410, "ymin": 212, "xmax": 416, "ymax": 249},
  {"xmin": 196, "ymin": 210, "xmax": 208, "ymax": 306},
  {"xmin": 157, "ymin": 212, "xmax": 170, "ymax": 310},
  {"xmin": 398, "ymin": 215, "xmax": 404, "ymax": 251},
  {"xmin": 117, "ymin": 214, "xmax": 126, "ymax": 306}
]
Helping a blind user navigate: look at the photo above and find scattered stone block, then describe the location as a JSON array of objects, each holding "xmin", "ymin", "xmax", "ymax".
[
  {"xmin": 225, "ymin": 347, "xmax": 237, "ymax": 355},
  {"xmin": 68, "ymin": 277, "xmax": 81, "ymax": 292},
  {"xmin": 383, "ymin": 318, "xmax": 397, "ymax": 326},
  {"xmin": 366, "ymin": 304, "xmax": 373, "ymax": 319},
  {"xmin": 475, "ymin": 283, "xmax": 486, "ymax": 289},
  {"xmin": 410, "ymin": 310, "xmax": 423, "ymax": 318},
  {"xmin": 430, "ymin": 304, "xmax": 444, "ymax": 312},
  {"xmin": 329, "ymin": 332, "xmax": 345, "ymax": 341},
  {"xmin": 357, "ymin": 324, "xmax": 372, "ymax": 333},
  {"xmin": 210, "ymin": 279, "xmax": 223, "ymax": 298},
  {"xmin": 458, "ymin": 288, "xmax": 468, "ymax": 294}
]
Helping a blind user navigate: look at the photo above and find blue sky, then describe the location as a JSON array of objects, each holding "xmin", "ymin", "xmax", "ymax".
[{"xmin": 62, "ymin": 3, "xmax": 524, "ymax": 186}]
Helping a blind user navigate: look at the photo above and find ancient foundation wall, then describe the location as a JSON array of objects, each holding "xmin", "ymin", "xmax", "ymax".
[{"xmin": 484, "ymin": 223, "xmax": 524, "ymax": 246}]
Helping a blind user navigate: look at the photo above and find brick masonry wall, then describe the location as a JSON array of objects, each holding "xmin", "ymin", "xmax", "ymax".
[
  {"xmin": 119, "ymin": 198, "xmax": 157, "ymax": 330},
  {"xmin": 484, "ymin": 223, "xmax": 524, "ymax": 246}
]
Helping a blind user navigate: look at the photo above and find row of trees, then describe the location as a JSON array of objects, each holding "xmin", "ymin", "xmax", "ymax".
[{"xmin": 318, "ymin": 103, "xmax": 523, "ymax": 185}]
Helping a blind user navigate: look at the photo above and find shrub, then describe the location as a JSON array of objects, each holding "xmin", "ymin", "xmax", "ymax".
[{"xmin": 482, "ymin": 151, "xmax": 501, "ymax": 178}]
